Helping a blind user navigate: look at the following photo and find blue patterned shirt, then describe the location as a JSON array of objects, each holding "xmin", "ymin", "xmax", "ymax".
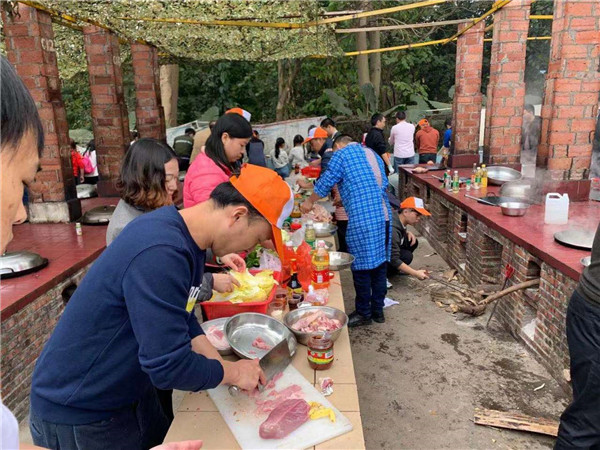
[{"xmin": 314, "ymin": 143, "xmax": 392, "ymax": 271}]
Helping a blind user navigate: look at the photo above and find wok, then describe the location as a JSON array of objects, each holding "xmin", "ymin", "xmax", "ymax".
[{"xmin": 487, "ymin": 166, "xmax": 522, "ymax": 186}]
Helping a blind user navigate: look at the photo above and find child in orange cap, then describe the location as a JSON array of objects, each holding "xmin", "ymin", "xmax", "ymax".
[{"xmin": 389, "ymin": 196, "xmax": 431, "ymax": 280}]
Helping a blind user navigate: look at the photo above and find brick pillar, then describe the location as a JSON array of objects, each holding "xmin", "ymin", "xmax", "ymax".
[
  {"xmin": 450, "ymin": 21, "xmax": 485, "ymax": 168},
  {"xmin": 484, "ymin": 0, "xmax": 532, "ymax": 165},
  {"xmin": 537, "ymin": 0, "xmax": 600, "ymax": 180},
  {"xmin": 83, "ymin": 26, "xmax": 130, "ymax": 197},
  {"xmin": 131, "ymin": 43, "xmax": 166, "ymax": 140},
  {"xmin": 2, "ymin": 5, "xmax": 81, "ymax": 223}
]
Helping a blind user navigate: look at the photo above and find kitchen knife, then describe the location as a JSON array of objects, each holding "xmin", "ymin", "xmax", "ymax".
[{"xmin": 228, "ymin": 339, "xmax": 291, "ymax": 396}]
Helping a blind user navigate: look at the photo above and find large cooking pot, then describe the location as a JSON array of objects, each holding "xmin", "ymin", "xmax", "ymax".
[
  {"xmin": 499, "ymin": 179, "xmax": 534, "ymax": 199},
  {"xmin": 81, "ymin": 205, "xmax": 116, "ymax": 225}
]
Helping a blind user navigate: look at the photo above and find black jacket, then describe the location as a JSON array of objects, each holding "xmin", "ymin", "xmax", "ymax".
[
  {"xmin": 391, "ymin": 213, "xmax": 407, "ymax": 269},
  {"xmin": 365, "ymin": 127, "xmax": 387, "ymax": 158}
]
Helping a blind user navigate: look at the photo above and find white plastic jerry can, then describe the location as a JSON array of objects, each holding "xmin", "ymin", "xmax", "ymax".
[{"xmin": 544, "ymin": 193, "xmax": 570, "ymax": 225}]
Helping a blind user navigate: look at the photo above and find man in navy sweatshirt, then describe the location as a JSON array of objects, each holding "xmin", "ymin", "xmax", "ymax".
[{"xmin": 30, "ymin": 164, "xmax": 294, "ymax": 450}]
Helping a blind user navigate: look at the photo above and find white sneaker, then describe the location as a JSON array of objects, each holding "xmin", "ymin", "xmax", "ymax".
[{"xmin": 386, "ymin": 279, "xmax": 393, "ymax": 289}]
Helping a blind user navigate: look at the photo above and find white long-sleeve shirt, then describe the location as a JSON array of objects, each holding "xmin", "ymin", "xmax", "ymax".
[{"xmin": 389, "ymin": 121, "xmax": 416, "ymax": 158}]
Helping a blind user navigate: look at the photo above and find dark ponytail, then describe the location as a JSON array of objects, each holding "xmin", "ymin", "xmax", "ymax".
[
  {"xmin": 274, "ymin": 137, "xmax": 285, "ymax": 160},
  {"xmin": 205, "ymin": 113, "xmax": 252, "ymax": 174}
]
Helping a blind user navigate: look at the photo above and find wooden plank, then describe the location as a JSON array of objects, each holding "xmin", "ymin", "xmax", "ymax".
[{"xmin": 473, "ymin": 408, "xmax": 559, "ymax": 437}]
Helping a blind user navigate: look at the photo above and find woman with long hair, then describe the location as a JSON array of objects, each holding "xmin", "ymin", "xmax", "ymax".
[
  {"xmin": 288, "ymin": 134, "xmax": 307, "ymax": 168},
  {"xmin": 270, "ymin": 137, "xmax": 290, "ymax": 178},
  {"xmin": 106, "ymin": 138, "xmax": 179, "ymax": 245},
  {"xmin": 184, "ymin": 113, "xmax": 252, "ymax": 208}
]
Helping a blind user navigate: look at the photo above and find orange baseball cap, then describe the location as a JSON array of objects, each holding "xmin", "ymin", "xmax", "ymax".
[
  {"xmin": 303, "ymin": 127, "xmax": 328, "ymax": 144},
  {"xmin": 226, "ymin": 107, "xmax": 251, "ymax": 122},
  {"xmin": 418, "ymin": 119, "xmax": 429, "ymax": 127},
  {"xmin": 229, "ymin": 164, "xmax": 294, "ymax": 258},
  {"xmin": 400, "ymin": 197, "xmax": 431, "ymax": 216}
]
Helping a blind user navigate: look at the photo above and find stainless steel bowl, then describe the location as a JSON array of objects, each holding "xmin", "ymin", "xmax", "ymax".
[
  {"xmin": 283, "ymin": 306, "xmax": 348, "ymax": 346},
  {"xmin": 225, "ymin": 313, "xmax": 297, "ymax": 359},
  {"xmin": 498, "ymin": 201, "xmax": 530, "ymax": 217},
  {"xmin": 313, "ymin": 222, "xmax": 338, "ymax": 237},
  {"xmin": 201, "ymin": 317, "xmax": 233, "ymax": 356},
  {"xmin": 487, "ymin": 166, "xmax": 523, "ymax": 186},
  {"xmin": 581, "ymin": 256, "xmax": 591, "ymax": 267},
  {"xmin": 328, "ymin": 251, "xmax": 355, "ymax": 270}
]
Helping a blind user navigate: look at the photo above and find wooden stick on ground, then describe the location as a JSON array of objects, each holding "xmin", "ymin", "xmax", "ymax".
[
  {"xmin": 474, "ymin": 408, "xmax": 559, "ymax": 437},
  {"xmin": 457, "ymin": 279, "xmax": 540, "ymax": 316}
]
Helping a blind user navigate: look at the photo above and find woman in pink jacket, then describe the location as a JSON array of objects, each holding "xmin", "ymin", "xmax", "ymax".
[{"xmin": 184, "ymin": 113, "xmax": 252, "ymax": 208}]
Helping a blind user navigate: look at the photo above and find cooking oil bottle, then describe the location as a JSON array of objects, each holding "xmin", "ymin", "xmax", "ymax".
[
  {"xmin": 481, "ymin": 164, "xmax": 488, "ymax": 188},
  {"xmin": 474, "ymin": 166, "xmax": 481, "ymax": 190},
  {"xmin": 304, "ymin": 220, "xmax": 316, "ymax": 248},
  {"xmin": 470, "ymin": 163, "xmax": 477, "ymax": 187},
  {"xmin": 311, "ymin": 240, "xmax": 330, "ymax": 290}
]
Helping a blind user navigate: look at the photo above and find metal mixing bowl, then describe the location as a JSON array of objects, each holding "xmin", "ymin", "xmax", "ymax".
[
  {"xmin": 313, "ymin": 222, "xmax": 338, "ymax": 237},
  {"xmin": 225, "ymin": 313, "xmax": 297, "ymax": 359},
  {"xmin": 201, "ymin": 317, "xmax": 233, "ymax": 356},
  {"xmin": 498, "ymin": 201, "xmax": 530, "ymax": 217},
  {"xmin": 487, "ymin": 166, "xmax": 523, "ymax": 186},
  {"xmin": 328, "ymin": 252, "xmax": 355, "ymax": 270},
  {"xmin": 283, "ymin": 306, "xmax": 348, "ymax": 346}
]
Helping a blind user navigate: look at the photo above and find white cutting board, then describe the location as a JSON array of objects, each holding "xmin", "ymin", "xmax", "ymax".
[{"xmin": 208, "ymin": 365, "xmax": 353, "ymax": 449}]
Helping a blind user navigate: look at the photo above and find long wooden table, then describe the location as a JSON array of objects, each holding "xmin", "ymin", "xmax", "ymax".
[{"xmin": 164, "ymin": 266, "xmax": 365, "ymax": 448}]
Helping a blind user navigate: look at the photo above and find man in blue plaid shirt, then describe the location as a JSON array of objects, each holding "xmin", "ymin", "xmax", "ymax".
[{"xmin": 301, "ymin": 135, "xmax": 392, "ymax": 327}]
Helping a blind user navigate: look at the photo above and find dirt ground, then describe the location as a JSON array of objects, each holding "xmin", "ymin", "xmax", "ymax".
[{"xmin": 342, "ymin": 234, "xmax": 570, "ymax": 450}]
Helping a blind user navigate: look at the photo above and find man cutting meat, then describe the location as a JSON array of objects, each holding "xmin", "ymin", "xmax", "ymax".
[
  {"xmin": 301, "ymin": 135, "xmax": 392, "ymax": 327},
  {"xmin": 29, "ymin": 165, "xmax": 295, "ymax": 449}
]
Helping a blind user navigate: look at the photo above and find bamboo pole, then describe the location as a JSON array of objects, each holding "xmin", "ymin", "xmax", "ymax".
[
  {"xmin": 442, "ymin": 0, "xmax": 512, "ymax": 45},
  {"xmin": 345, "ymin": 38, "xmax": 450, "ymax": 56},
  {"xmin": 336, "ymin": 18, "xmax": 474, "ymax": 34}
]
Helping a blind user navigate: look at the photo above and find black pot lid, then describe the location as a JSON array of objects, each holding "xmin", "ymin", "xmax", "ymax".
[{"xmin": 0, "ymin": 250, "xmax": 49, "ymax": 278}]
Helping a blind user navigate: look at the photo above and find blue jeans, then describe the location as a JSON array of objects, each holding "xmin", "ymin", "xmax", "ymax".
[
  {"xmin": 30, "ymin": 386, "xmax": 169, "ymax": 450},
  {"xmin": 351, "ymin": 262, "xmax": 388, "ymax": 318},
  {"xmin": 274, "ymin": 166, "xmax": 290, "ymax": 179},
  {"xmin": 393, "ymin": 156, "xmax": 415, "ymax": 173},
  {"xmin": 555, "ymin": 290, "xmax": 600, "ymax": 449}
]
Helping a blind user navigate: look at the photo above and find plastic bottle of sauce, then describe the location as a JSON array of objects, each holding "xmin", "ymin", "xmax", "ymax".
[
  {"xmin": 291, "ymin": 202, "xmax": 302, "ymax": 219},
  {"xmin": 307, "ymin": 334, "xmax": 334, "ymax": 370},
  {"xmin": 311, "ymin": 240, "xmax": 330, "ymax": 290},
  {"xmin": 304, "ymin": 220, "xmax": 316, "ymax": 248}
]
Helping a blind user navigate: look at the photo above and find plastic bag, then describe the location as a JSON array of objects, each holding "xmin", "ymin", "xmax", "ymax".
[
  {"xmin": 289, "ymin": 226, "xmax": 306, "ymax": 248},
  {"xmin": 296, "ymin": 241, "xmax": 312, "ymax": 290},
  {"xmin": 258, "ymin": 249, "xmax": 282, "ymax": 272}
]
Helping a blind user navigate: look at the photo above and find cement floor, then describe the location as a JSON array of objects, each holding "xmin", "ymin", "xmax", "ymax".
[{"xmin": 342, "ymin": 235, "xmax": 570, "ymax": 450}]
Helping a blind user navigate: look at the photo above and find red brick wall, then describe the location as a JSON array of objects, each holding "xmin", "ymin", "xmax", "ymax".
[
  {"xmin": 83, "ymin": 26, "xmax": 130, "ymax": 197},
  {"xmin": 538, "ymin": 0, "xmax": 600, "ymax": 181},
  {"xmin": 409, "ymin": 176, "xmax": 571, "ymax": 384},
  {"xmin": 2, "ymin": 5, "xmax": 81, "ymax": 221},
  {"xmin": 131, "ymin": 43, "xmax": 166, "ymax": 141},
  {"xmin": 0, "ymin": 264, "xmax": 92, "ymax": 422},
  {"xmin": 452, "ymin": 21, "xmax": 484, "ymax": 156},
  {"xmin": 484, "ymin": 0, "xmax": 532, "ymax": 165}
]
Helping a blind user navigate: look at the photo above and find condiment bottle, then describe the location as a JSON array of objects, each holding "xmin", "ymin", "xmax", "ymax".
[
  {"xmin": 444, "ymin": 170, "xmax": 452, "ymax": 191},
  {"xmin": 304, "ymin": 220, "xmax": 316, "ymax": 248},
  {"xmin": 474, "ymin": 166, "xmax": 481, "ymax": 190},
  {"xmin": 307, "ymin": 334, "xmax": 334, "ymax": 370},
  {"xmin": 311, "ymin": 240, "xmax": 330, "ymax": 289},
  {"xmin": 481, "ymin": 164, "xmax": 488, "ymax": 188},
  {"xmin": 470, "ymin": 163, "xmax": 477, "ymax": 187},
  {"xmin": 291, "ymin": 202, "xmax": 302, "ymax": 219},
  {"xmin": 452, "ymin": 170, "xmax": 460, "ymax": 193}
]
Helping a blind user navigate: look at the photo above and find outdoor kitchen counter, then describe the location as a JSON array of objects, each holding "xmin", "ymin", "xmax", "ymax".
[
  {"xmin": 164, "ymin": 270, "xmax": 366, "ymax": 449},
  {"xmin": 402, "ymin": 168, "xmax": 598, "ymax": 281}
]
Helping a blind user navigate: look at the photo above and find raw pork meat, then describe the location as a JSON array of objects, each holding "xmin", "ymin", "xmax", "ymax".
[
  {"xmin": 205, "ymin": 326, "xmax": 229, "ymax": 351},
  {"xmin": 255, "ymin": 384, "xmax": 304, "ymax": 415},
  {"xmin": 259, "ymin": 399, "xmax": 310, "ymax": 440},
  {"xmin": 291, "ymin": 311, "xmax": 342, "ymax": 333},
  {"xmin": 252, "ymin": 337, "xmax": 273, "ymax": 351}
]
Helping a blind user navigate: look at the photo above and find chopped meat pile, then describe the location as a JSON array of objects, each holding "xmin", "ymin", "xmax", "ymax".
[
  {"xmin": 305, "ymin": 203, "xmax": 332, "ymax": 223},
  {"xmin": 259, "ymin": 399, "xmax": 310, "ymax": 440},
  {"xmin": 204, "ymin": 325, "xmax": 229, "ymax": 351},
  {"xmin": 291, "ymin": 310, "xmax": 342, "ymax": 333},
  {"xmin": 255, "ymin": 385, "xmax": 304, "ymax": 415},
  {"xmin": 252, "ymin": 337, "xmax": 272, "ymax": 351}
]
